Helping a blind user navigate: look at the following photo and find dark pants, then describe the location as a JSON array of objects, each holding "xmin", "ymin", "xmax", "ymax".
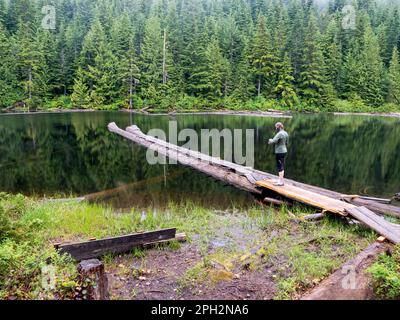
[{"xmin": 276, "ymin": 153, "xmax": 286, "ymax": 173}]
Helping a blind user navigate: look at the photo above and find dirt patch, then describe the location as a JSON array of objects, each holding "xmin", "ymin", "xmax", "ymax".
[
  {"xmin": 105, "ymin": 209, "xmax": 374, "ymax": 300},
  {"xmin": 107, "ymin": 243, "xmax": 276, "ymax": 300}
]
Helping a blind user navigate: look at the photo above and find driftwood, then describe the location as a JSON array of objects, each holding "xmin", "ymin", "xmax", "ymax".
[
  {"xmin": 301, "ymin": 242, "xmax": 390, "ymax": 300},
  {"xmin": 56, "ymin": 228, "xmax": 177, "ymax": 261},
  {"xmin": 83, "ymin": 171, "xmax": 184, "ymax": 202}
]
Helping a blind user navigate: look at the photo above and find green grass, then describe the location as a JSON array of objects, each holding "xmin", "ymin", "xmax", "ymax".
[
  {"xmin": 0, "ymin": 193, "xmax": 383, "ymax": 300},
  {"xmin": 9, "ymin": 94, "xmax": 400, "ymax": 114},
  {"xmin": 367, "ymin": 245, "xmax": 400, "ymax": 300},
  {"xmin": 0, "ymin": 194, "xmax": 219, "ymax": 299}
]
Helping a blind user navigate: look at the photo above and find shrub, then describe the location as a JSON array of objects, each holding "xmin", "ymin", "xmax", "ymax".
[{"xmin": 367, "ymin": 246, "xmax": 400, "ymax": 300}]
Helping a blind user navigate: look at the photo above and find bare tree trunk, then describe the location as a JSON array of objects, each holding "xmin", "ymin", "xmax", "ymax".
[
  {"xmin": 129, "ymin": 65, "xmax": 133, "ymax": 110},
  {"xmin": 61, "ymin": 48, "xmax": 67, "ymax": 96},
  {"xmin": 162, "ymin": 29, "xmax": 167, "ymax": 85},
  {"xmin": 28, "ymin": 67, "xmax": 32, "ymax": 100}
]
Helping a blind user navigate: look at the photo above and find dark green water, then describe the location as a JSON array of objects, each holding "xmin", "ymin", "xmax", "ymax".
[{"xmin": 0, "ymin": 111, "xmax": 399, "ymax": 208}]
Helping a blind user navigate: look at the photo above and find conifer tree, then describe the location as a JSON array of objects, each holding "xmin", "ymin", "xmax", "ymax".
[
  {"xmin": 359, "ymin": 24, "xmax": 384, "ymax": 106},
  {"xmin": 387, "ymin": 47, "xmax": 400, "ymax": 104},
  {"xmin": 274, "ymin": 54, "xmax": 298, "ymax": 108},
  {"xmin": 140, "ymin": 16, "xmax": 164, "ymax": 100},
  {"xmin": 299, "ymin": 15, "xmax": 330, "ymax": 107},
  {"xmin": 0, "ymin": 22, "xmax": 20, "ymax": 107},
  {"xmin": 71, "ymin": 67, "xmax": 90, "ymax": 109},
  {"xmin": 249, "ymin": 15, "xmax": 275, "ymax": 97}
]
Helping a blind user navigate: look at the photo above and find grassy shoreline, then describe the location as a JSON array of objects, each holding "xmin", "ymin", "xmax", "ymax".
[
  {"xmin": 2, "ymin": 95, "xmax": 400, "ymax": 117},
  {"xmin": 2, "ymin": 193, "xmax": 392, "ymax": 300},
  {"xmin": 2, "ymin": 107, "xmax": 400, "ymax": 119}
]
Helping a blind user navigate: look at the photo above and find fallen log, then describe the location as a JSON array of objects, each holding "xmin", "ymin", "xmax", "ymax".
[
  {"xmin": 109, "ymin": 123, "xmax": 261, "ymax": 195},
  {"xmin": 56, "ymin": 228, "xmax": 177, "ymax": 261},
  {"xmin": 301, "ymin": 242, "xmax": 390, "ymax": 300},
  {"xmin": 83, "ymin": 171, "xmax": 184, "ymax": 202},
  {"xmin": 108, "ymin": 123, "xmax": 400, "ymax": 219}
]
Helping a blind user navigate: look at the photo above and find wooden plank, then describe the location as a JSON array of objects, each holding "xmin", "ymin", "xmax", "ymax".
[
  {"xmin": 256, "ymin": 179, "xmax": 353, "ymax": 216},
  {"xmin": 57, "ymin": 228, "xmax": 177, "ymax": 261},
  {"xmin": 345, "ymin": 207, "xmax": 400, "ymax": 244},
  {"xmin": 377, "ymin": 236, "xmax": 386, "ymax": 243}
]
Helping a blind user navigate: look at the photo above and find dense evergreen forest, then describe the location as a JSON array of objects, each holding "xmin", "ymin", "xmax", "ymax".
[{"xmin": 1, "ymin": 0, "xmax": 400, "ymax": 112}]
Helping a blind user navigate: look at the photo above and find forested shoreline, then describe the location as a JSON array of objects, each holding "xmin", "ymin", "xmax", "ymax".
[{"xmin": 1, "ymin": 0, "xmax": 400, "ymax": 112}]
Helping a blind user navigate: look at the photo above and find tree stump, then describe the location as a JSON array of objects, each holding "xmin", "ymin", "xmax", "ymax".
[{"xmin": 77, "ymin": 259, "xmax": 109, "ymax": 300}]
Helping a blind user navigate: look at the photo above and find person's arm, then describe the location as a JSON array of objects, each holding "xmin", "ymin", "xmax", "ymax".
[{"xmin": 269, "ymin": 132, "xmax": 281, "ymax": 145}]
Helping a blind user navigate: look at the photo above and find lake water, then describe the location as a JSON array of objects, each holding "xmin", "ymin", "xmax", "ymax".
[{"xmin": 0, "ymin": 111, "xmax": 399, "ymax": 209}]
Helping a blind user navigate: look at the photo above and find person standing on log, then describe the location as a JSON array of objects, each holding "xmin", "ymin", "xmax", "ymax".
[{"xmin": 268, "ymin": 122, "xmax": 289, "ymax": 186}]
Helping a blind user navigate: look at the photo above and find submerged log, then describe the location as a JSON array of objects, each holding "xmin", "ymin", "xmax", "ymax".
[{"xmin": 301, "ymin": 242, "xmax": 390, "ymax": 300}]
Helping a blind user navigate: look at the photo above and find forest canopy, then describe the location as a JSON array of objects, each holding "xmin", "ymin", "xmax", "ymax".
[{"xmin": 1, "ymin": 0, "xmax": 400, "ymax": 112}]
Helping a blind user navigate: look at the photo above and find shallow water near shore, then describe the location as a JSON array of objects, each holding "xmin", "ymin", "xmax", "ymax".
[{"xmin": 0, "ymin": 111, "xmax": 399, "ymax": 208}]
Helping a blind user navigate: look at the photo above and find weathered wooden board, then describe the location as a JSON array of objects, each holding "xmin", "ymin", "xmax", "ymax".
[
  {"xmin": 346, "ymin": 207, "xmax": 400, "ymax": 244},
  {"xmin": 56, "ymin": 228, "xmax": 177, "ymax": 261},
  {"xmin": 256, "ymin": 180, "xmax": 400, "ymax": 244},
  {"xmin": 256, "ymin": 179, "xmax": 353, "ymax": 216}
]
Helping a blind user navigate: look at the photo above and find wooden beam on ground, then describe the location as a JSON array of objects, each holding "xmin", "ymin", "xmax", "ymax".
[
  {"xmin": 56, "ymin": 228, "xmax": 177, "ymax": 261},
  {"xmin": 301, "ymin": 242, "xmax": 390, "ymax": 300}
]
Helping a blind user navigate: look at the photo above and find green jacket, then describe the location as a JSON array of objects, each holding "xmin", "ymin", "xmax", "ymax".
[{"xmin": 270, "ymin": 130, "xmax": 289, "ymax": 154}]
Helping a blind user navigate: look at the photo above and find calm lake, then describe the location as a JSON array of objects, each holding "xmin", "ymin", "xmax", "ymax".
[{"xmin": 0, "ymin": 111, "xmax": 399, "ymax": 209}]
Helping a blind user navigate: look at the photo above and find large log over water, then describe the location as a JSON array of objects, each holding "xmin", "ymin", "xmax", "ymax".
[
  {"xmin": 108, "ymin": 123, "xmax": 261, "ymax": 195},
  {"xmin": 108, "ymin": 122, "xmax": 400, "ymax": 219}
]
